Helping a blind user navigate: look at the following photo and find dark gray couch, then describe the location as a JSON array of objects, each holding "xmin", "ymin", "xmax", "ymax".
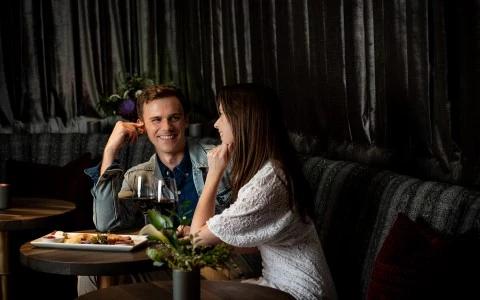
[
  {"xmin": 300, "ymin": 155, "xmax": 480, "ymax": 298},
  {"xmin": 1, "ymin": 133, "xmax": 479, "ymax": 299}
]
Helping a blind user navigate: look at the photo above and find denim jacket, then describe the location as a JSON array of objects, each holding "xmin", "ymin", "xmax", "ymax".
[{"xmin": 85, "ymin": 137, "xmax": 232, "ymax": 232}]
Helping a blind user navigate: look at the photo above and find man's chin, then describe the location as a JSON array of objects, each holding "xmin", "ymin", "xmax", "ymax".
[
  {"xmin": 157, "ymin": 138, "xmax": 177, "ymax": 147},
  {"xmin": 155, "ymin": 137, "xmax": 185, "ymax": 152}
]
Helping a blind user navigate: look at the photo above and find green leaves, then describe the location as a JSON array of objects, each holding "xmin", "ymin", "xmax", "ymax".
[
  {"xmin": 148, "ymin": 209, "xmax": 173, "ymax": 230},
  {"xmin": 138, "ymin": 224, "xmax": 171, "ymax": 244},
  {"xmin": 140, "ymin": 209, "xmax": 233, "ymax": 271},
  {"xmin": 147, "ymin": 209, "xmax": 179, "ymax": 247}
]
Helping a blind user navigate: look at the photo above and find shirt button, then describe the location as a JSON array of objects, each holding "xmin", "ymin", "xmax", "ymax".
[{"xmin": 178, "ymin": 191, "xmax": 181, "ymax": 194}]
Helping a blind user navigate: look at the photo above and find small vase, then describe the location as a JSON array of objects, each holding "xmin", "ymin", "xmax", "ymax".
[
  {"xmin": 172, "ymin": 268, "xmax": 200, "ymax": 300},
  {"xmin": 87, "ymin": 120, "xmax": 101, "ymax": 133},
  {"xmin": 188, "ymin": 123, "xmax": 204, "ymax": 137}
]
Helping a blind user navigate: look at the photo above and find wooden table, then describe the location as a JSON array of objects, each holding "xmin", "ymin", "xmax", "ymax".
[
  {"xmin": 0, "ymin": 197, "xmax": 76, "ymax": 300},
  {"xmin": 76, "ymin": 280, "xmax": 295, "ymax": 300},
  {"xmin": 19, "ymin": 229, "xmax": 159, "ymax": 289}
]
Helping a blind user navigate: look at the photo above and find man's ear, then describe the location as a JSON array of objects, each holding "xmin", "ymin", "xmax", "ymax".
[{"xmin": 137, "ymin": 119, "xmax": 145, "ymax": 134}]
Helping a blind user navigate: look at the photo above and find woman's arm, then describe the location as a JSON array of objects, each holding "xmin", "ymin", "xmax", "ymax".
[{"xmin": 190, "ymin": 143, "xmax": 232, "ymax": 245}]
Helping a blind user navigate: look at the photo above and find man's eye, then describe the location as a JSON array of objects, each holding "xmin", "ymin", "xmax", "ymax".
[{"xmin": 170, "ymin": 116, "xmax": 180, "ymax": 122}]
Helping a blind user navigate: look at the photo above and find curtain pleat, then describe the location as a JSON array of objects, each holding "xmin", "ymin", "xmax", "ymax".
[{"xmin": 1, "ymin": 0, "xmax": 479, "ymax": 188}]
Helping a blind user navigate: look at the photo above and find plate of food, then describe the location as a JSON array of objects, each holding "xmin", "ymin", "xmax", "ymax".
[{"xmin": 31, "ymin": 231, "xmax": 148, "ymax": 252}]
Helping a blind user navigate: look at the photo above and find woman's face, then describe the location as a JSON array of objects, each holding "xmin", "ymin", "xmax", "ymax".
[{"xmin": 214, "ymin": 103, "xmax": 234, "ymax": 144}]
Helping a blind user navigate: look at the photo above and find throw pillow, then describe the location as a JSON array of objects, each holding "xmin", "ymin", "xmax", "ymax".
[
  {"xmin": 366, "ymin": 212, "xmax": 480, "ymax": 300},
  {"xmin": 6, "ymin": 152, "xmax": 95, "ymax": 230}
]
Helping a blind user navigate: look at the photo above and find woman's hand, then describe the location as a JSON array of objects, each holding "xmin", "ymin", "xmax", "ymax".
[
  {"xmin": 176, "ymin": 225, "xmax": 190, "ymax": 238},
  {"xmin": 207, "ymin": 143, "xmax": 232, "ymax": 177}
]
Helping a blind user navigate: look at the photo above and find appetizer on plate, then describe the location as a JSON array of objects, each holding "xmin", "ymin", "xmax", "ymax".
[
  {"xmin": 44, "ymin": 231, "xmax": 135, "ymax": 246},
  {"xmin": 41, "ymin": 230, "xmax": 66, "ymax": 243}
]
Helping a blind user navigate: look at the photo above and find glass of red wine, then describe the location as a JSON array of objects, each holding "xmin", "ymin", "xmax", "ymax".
[
  {"xmin": 154, "ymin": 177, "xmax": 179, "ymax": 225},
  {"xmin": 133, "ymin": 174, "xmax": 158, "ymax": 225}
]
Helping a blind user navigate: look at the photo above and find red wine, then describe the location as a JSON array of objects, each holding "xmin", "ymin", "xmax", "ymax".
[
  {"xmin": 133, "ymin": 196, "xmax": 155, "ymax": 213},
  {"xmin": 153, "ymin": 198, "xmax": 177, "ymax": 215}
]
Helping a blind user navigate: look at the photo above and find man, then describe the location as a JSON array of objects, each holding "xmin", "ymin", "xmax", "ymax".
[{"xmin": 78, "ymin": 84, "xmax": 233, "ymax": 295}]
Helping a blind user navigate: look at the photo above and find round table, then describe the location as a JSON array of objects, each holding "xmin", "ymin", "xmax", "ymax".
[
  {"xmin": 0, "ymin": 197, "xmax": 76, "ymax": 300},
  {"xmin": 77, "ymin": 280, "xmax": 296, "ymax": 300},
  {"xmin": 19, "ymin": 229, "xmax": 159, "ymax": 288}
]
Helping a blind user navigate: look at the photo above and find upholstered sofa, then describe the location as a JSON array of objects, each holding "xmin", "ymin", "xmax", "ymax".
[{"xmin": 1, "ymin": 133, "xmax": 479, "ymax": 299}]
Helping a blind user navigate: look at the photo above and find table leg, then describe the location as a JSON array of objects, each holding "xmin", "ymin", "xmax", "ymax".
[
  {"xmin": 0, "ymin": 230, "xmax": 9, "ymax": 300},
  {"xmin": 98, "ymin": 275, "xmax": 129, "ymax": 289}
]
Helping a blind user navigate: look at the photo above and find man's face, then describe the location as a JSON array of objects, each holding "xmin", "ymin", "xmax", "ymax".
[{"xmin": 140, "ymin": 96, "xmax": 189, "ymax": 155}]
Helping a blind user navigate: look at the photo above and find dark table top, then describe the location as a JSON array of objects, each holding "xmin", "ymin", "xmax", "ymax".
[
  {"xmin": 19, "ymin": 229, "xmax": 158, "ymax": 276},
  {"xmin": 0, "ymin": 198, "xmax": 76, "ymax": 231},
  {"xmin": 77, "ymin": 280, "xmax": 296, "ymax": 300},
  {"xmin": 0, "ymin": 197, "xmax": 76, "ymax": 300}
]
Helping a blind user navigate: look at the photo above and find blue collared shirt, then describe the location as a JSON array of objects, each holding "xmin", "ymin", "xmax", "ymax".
[{"xmin": 156, "ymin": 148, "xmax": 198, "ymax": 224}]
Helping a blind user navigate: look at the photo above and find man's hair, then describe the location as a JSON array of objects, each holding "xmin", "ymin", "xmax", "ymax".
[{"xmin": 136, "ymin": 84, "xmax": 190, "ymax": 120}]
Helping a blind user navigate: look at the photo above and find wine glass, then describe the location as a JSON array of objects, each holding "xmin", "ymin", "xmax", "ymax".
[
  {"xmin": 154, "ymin": 177, "xmax": 179, "ymax": 225},
  {"xmin": 132, "ymin": 174, "xmax": 158, "ymax": 225}
]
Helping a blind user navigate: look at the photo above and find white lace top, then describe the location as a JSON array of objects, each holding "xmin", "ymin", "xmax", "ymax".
[{"xmin": 207, "ymin": 162, "xmax": 338, "ymax": 300}]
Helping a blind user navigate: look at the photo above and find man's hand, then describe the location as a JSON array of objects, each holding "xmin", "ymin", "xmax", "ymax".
[
  {"xmin": 107, "ymin": 120, "xmax": 144, "ymax": 149},
  {"xmin": 100, "ymin": 120, "xmax": 144, "ymax": 175}
]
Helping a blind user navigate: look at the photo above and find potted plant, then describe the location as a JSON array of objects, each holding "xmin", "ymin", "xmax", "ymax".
[
  {"xmin": 97, "ymin": 73, "xmax": 154, "ymax": 121},
  {"xmin": 140, "ymin": 209, "xmax": 232, "ymax": 300}
]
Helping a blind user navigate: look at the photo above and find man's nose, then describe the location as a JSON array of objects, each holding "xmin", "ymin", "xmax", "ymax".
[{"xmin": 161, "ymin": 119, "xmax": 172, "ymax": 130}]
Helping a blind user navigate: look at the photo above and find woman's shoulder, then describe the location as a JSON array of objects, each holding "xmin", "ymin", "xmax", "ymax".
[
  {"xmin": 258, "ymin": 160, "xmax": 287, "ymax": 179},
  {"xmin": 249, "ymin": 161, "xmax": 287, "ymax": 188}
]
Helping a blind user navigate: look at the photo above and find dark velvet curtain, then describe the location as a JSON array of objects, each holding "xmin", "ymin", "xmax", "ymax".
[{"xmin": 1, "ymin": 0, "xmax": 479, "ymax": 188}]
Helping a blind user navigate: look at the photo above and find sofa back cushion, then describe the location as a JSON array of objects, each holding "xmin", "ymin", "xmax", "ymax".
[{"xmin": 300, "ymin": 155, "xmax": 480, "ymax": 299}]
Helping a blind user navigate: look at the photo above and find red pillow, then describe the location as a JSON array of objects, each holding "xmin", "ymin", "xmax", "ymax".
[{"xmin": 366, "ymin": 212, "xmax": 480, "ymax": 300}]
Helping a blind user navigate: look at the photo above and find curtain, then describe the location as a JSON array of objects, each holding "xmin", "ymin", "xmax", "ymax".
[{"xmin": 1, "ymin": 0, "xmax": 479, "ymax": 188}]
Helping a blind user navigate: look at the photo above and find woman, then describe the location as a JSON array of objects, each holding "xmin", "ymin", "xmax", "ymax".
[{"xmin": 191, "ymin": 83, "xmax": 337, "ymax": 299}]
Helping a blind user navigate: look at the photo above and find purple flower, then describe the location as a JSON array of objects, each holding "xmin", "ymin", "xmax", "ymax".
[{"xmin": 118, "ymin": 98, "xmax": 137, "ymax": 120}]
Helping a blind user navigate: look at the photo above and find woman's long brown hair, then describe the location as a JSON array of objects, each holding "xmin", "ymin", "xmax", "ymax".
[{"xmin": 217, "ymin": 83, "xmax": 314, "ymax": 222}]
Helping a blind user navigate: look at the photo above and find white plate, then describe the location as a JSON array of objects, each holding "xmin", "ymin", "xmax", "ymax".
[
  {"xmin": 31, "ymin": 233, "xmax": 148, "ymax": 252},
  {"xmin": 40, "ymin": 236, "xmax": 65, "ymax": 243}
]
